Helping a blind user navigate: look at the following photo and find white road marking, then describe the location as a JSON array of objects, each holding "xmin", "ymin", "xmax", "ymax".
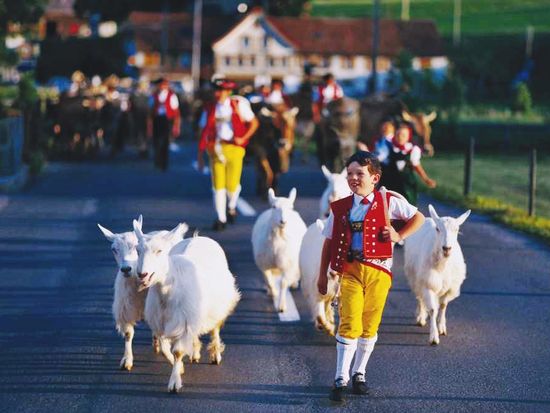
[
  {"xmin": 271, "ymin": 284, "xmax": 301, "ymax": 322},
  {"xmin": 0, "ymin": 196, "xmax": 9, "ymax": 212},
  {"xmin": 236, "ymin": 198, "xmax": 256, "ymax": 217},
  {"xmin": 82, "ymin": 199, "xmax": 98, "ymax": 217}
]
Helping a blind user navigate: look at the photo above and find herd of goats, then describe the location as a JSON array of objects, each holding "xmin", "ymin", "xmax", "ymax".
[{"xmin": 97, "ymin": 167, "xmax": 470, "ymax": 393}]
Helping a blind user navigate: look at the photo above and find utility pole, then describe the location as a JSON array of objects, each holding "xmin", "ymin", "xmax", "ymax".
[
  {"xmin": 401, "ymin": 0, "xmax": 410, "ymax": 21},
  {"xmin": 161, "ymin": 0, "xmax": 169, "ymax": 69},
  {"xmin": 191, "ymin": 0, "xmax": 203, "ymax": 94},
  {"xmin": 453, "ymin": 0, "xmax": 462, "ymax": 46},
  {"xmin": 526, "ymin": 25, "xmax": 535, "ymax": 59},
  {"xmin": 370, "ymin": 0, "xmax": 380, "ymax": 95}
]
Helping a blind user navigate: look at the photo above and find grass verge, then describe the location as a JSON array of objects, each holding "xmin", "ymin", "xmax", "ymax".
[{"xmin": 421, "ymin": 152, "xmax": 550, "ymax": 245}]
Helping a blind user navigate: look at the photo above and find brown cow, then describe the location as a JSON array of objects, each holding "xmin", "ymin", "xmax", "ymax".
[{"xmin": 359, "ymin": 95, "xmax": 437, "ymax": 156}]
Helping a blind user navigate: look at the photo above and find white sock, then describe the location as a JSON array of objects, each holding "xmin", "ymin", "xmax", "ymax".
[
  {"xmin": 227, "ymin": 185, "xmax": 241, "ymax": 211},
  {"xmin": 335, "ymin": 334, "xmax": 358, "ymax": 383},
  {"xmin": 213, "ymin": 189, "xmax": 227, "ymax": 223},
  {"xmin": 351, "ymin": 335, "xmax": 378, "ymax": 376}
]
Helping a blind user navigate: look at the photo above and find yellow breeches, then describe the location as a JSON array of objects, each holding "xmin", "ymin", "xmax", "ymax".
[
  {"xmin": 209, "ymin": 143, "xmax": 246, "ymax": 192},
  {"xmin": 337, "ymin": 261, "xmax": 392, "ymax": 339}
]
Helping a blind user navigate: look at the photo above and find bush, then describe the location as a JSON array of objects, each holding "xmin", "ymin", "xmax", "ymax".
[{"xmin": 513, "ymin": 82, "xmax": 532, "ymax": 113}]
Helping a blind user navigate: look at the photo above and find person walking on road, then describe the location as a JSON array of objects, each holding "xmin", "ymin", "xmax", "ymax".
[
  {"xmin": 317, "ymin": 151, "xmax": 425, "ymax": 402},
  {"xmin": 198, "ymin": 79, "xmax": 259, "ymax": 231},
  {"xmin": 150, "ymin": 78, "xmax": 180, "ymax": 171},
  {"xmin": 378, "ymin": 122, "xmax": 437, "ymax": 205}
]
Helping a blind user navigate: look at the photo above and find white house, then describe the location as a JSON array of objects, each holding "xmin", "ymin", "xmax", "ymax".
[{"xmin": 212, "ymin": 8, "xmax": 448, "ymax": 91}]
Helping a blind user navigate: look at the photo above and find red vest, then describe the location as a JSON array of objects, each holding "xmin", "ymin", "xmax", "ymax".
[
  {"xmin": 317, "ymin": 83, "xmax": 343, "ymax": 110},
  {"xmin": 329, "ymin": 190, "xmax": 393, "ymax": 273},
  {"xmin": 153, "ymin": 90, "xmax": 178, "ymax": 120},
  {"xmin": 199, "ymin": 98, "xmax": 249, "ymax": 152}
]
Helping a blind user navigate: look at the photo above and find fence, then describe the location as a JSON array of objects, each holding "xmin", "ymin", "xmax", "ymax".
[{"xmin": 0, "ymin": 116, "xmax": 24, "ymax": 177}]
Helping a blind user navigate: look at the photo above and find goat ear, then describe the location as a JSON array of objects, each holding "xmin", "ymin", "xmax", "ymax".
[
  {"xmin": 456, "ymin": 209, "xmax": 471, "ymax": 226},
  {"xmin": 288, "ymin": 187, "xmax": 297, "ymax": 204},
  {"xmin": 135, "ymin": 214, "xmax": 143, "ymax": 231},
  {"xmin": 171, "ymin": 222, "xmax": 189, "ymax": 240},
  {"xmin": 428, "ymin": 204, "xmax": 440, "ymax": 221},
  {"xmin": 268, "ymin": 188, "xmax": 276, "ymax": 205},
  {"xmin": 425, "ymin": 111, "xmax": 437, "ymax": 123},
  {"xmin": 97, "ymin": 223, "xmax": 116, "ymax": 241},
  {"xmin": 133, "ymin": 219, "xmax": 144, "ymax": 240},
  {"xmin": 289, "ymin": 106, "xmax": 299, "ymax": 117},
  {"xmin": 321, "ymin": 165, "xmax": 332, "ymax": 181},
  {"xmin": 402, "ymin": 110, "xmax": 413, "ymax": 122}
]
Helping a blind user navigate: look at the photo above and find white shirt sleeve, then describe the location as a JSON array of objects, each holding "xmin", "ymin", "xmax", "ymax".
[
  {"xmin": 389, "ymin": 196, "xmax": 418, "ymax": 221},
  {"xmin": 236, "ymin": 96, "xmax": 255, "ymax": 122},
  {"xmin": 410, "ymin": 145, "xmax": 422, "ymax": 167},
  {"xmin": 322, "ymin": 212, "xmax": 334, "ymax": 239},
  {"xmin": 170, "ymin": 93, "xmax": 179, "ymax": 110}
]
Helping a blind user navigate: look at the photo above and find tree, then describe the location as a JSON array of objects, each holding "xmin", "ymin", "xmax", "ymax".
[
  {"xmin": 266, "ymin": 0, "xmax": 310, "ymax": 16},
  {"xmin": 513, "ymin": 82, "xmax": 532, "ymax": 114}
]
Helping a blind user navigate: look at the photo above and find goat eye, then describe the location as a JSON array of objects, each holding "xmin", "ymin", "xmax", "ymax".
[
  {"xmin": 435, "ymin": 227, "xmax": 440, "ymax": 233},
  {"xmin": 155, "ymin": 250, "xmax": 162, "ymax": 255},
  {"xmin": 111, "ymin": 248, "xmax": 117, "ymax": 254}
]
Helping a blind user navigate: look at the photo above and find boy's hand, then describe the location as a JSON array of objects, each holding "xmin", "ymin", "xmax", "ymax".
[
  {"xmin": 317, "ymin": 272, "xmax": 328, "ymax": 295},
  {"xmin": 381, "ymin": 225, "xmax": 402, "ymax": 243},
  {"xmin": 425, "ymin": 178, "xmax": 437, "ymax": 188}
]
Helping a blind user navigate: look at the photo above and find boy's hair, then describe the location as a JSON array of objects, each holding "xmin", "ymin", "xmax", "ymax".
[{"xmin": 345, "ymin": 151, "xmax": 382, "ymax": 176}]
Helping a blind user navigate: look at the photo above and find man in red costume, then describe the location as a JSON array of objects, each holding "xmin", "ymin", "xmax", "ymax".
[
  {"xmin": 198, "ymin": 79, "xmax": 259, "ymax": 231},
  {"xmin": 150, "ymin": 78, "xmax": 180, "ymax": 171}
]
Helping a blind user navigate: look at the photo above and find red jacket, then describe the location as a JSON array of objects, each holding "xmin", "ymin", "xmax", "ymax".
[
  {"xmin": 329, "ymin": 190, "xmax": 394, "ymax": 273},
  {"xmin": 199, "ymin": 98, "xmax": 249, "ymax": 152},
  {"xmin": 152, "ymin": 90, "xmax": 178, "ymax": 120}
]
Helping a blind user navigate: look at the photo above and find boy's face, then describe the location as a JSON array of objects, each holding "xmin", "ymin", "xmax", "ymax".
[
  {"xmin": 396, "ymin": 127, "xmax": 409, "ymax": 145},
  {"xmin": 346, "ymin": 161, "xmax": 380, "ymax": 197}
]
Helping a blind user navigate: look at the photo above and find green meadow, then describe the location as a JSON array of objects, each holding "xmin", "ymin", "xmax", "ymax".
[{"xmin": 311, "ymin": 0, "xmax": 550, "ymax": 35}]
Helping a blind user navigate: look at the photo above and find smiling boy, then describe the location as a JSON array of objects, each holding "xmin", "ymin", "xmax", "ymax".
[{"xmin": 317, "ymin": 151, "xmax": 425, "ymax": 402}]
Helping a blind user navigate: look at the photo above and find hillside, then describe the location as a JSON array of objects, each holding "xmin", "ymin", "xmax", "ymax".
[{"xmin": 311, "ymin": 0, "xmax": 550, "ymax": 35}]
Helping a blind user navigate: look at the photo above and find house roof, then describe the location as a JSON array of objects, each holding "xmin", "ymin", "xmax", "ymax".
[
  {"xmin": 227, "ymin": 10, "xmax": 445, "ymax": 57},
  {"xmin": 267, "ymin": 16, "xmax": 444, "ymax": 57},
  {"xmin": 127, "ymin": 11, "xmax": 236, "ymax": 54}
]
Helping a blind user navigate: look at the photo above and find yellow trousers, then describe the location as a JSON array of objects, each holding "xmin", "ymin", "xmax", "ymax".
[
  {"xmin": 209, "ymin": 143, "xmax": 246, "ymax": 192},
  {"xmin": 337, "ymin": 261, "xmax": 392, "ymax": 339}
]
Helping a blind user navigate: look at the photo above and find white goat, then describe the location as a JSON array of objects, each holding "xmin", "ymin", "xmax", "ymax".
[
  {"xmin": 299, "ymin": 219, "xmax": 340, "ymax": 335},
  {"xmin": 97, "ymin": 216, "xmax": 188, "ymax": 370},
  {"xmin": 134, "ymin": 222, "xmax": 240, "ymax": 393},
  {"xmin": 404, "ymin": 204, "xmax": 471, "ymax": 345},
  {"xmin": 251, "ymin": 188, "xmax": 307, "ymax": 312},
  {"xmin": 319, "ymin": 165, "xmax": 350, "ymax": 219}
]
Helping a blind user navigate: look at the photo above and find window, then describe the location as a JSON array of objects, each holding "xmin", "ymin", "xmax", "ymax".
[
  {"xmin": 238, "ymin": 55, "xmax": 243, "ymax": 66},
  {"xmin": 225, "ymin": 56, "xmax": 231, "ymax": 66},
  {"xmin": 282, "ymin": 57, "xmax": 287, "ymax": 67},
  {"xmin": 263, "ymin": 35, "xmax": 269, "ymax": 48},
  {"xmin": 250, "ymin": 56, "xmax": 256, "ymax": 66},
  {"xmin": 242, "ymin": 36, "xmax": 249, "ymax": 48},
  {"xmin": 269, "ymin": 57, "xmax": 275, "ymax": 67},
  {"xmin": 343, "ymin": 57, "xmax": 354, "ymax": 69}
]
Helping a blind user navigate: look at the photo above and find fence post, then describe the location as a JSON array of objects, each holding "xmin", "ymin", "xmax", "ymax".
[
  {"xmin": 464, "ymin": 136, "xmax": 474, "ymax": 196},
  {"xmin": 528, "ymin": 148, "xmax": 537, "ymax": 216}
]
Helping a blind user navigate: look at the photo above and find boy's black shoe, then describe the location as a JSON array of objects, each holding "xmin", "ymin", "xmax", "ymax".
[
  {"xmin": 212, "ymin": 220, "xmax": 226, "ymax": 231},
  {"xmin": 329, "ymin": 377, "xmax": 347, "ymax": 402},
  {"xmin": 351, "ymin": 372, "xmax": 368, "ymax": 395},
  {"xmin": 227, "ymin": 209, "xmax": 238, "ymax": 224}
]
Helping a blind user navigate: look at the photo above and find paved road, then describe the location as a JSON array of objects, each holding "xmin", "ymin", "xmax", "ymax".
[{"xmin": 1, "ymin": 146, "xmax": 550, "ymax": 413}]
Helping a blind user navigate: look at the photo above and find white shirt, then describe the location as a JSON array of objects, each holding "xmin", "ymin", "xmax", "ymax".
[
  {"xmin": 322, "ymin": 192, "xmax": 417, "ymax": 239},
  {"xmin": 199, "ymin": 96, "xmax": 255, "ymax": 141},
  {"xmin": 155, "ymin": 89, "xmax": 179, "ymax": 116},
  {"xmin": 320, "ymin": 83, "xmax": 343, "ymax": 104},
  {"xmin": 322, "ymin": 192, "xmax": 418, "ymax": 270},
  {"xmin": 266, "ymin": 89, "xmax": 285, "ymax": 105}
]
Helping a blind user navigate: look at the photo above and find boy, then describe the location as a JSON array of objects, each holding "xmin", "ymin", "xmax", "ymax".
[{"xmin": 317, "ymin": 151, "xmax": 425, "ymax": 402}]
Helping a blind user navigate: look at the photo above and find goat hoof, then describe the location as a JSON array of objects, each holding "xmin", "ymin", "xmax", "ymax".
[
  {"xmin": 210, "ymin": 355, "xmax": 222, "ymax": 365},
  {"xmin": 430, "ymin": 339, "xmax": 440, "ymax": 346},
  {"xmin": 190, "ymin": 357, "xmax": 200, "ymax": 364},
  {"xmin": 120, "ymin": 359, "xmax": 133, "ymax": 371},
  {"xmin": 169, "ymin": 386, "xmax": 181, "ymax": 394}
]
